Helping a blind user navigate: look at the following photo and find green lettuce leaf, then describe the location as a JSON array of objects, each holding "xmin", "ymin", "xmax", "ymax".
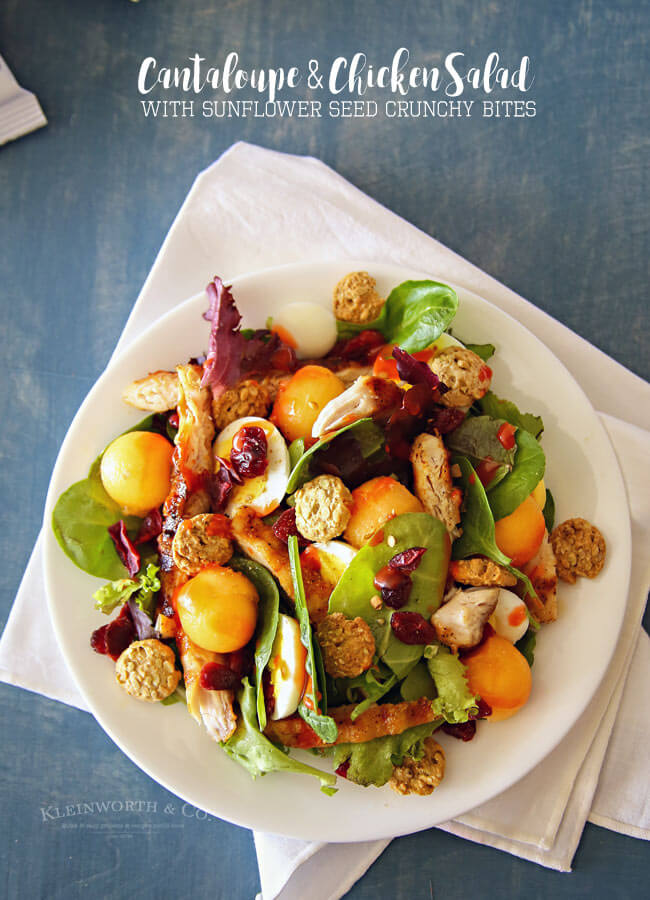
[
  {"xmin": 336, "ymin": 280, "xmax": 458, "ymax": 354},
  {"xmin": 92, "ymin": 564, "xmax": 160, "ymax": 617},
  {"xmin": 288, "ymin": 537, "xmax": 338, "ymax": 743},
  {"xmin": 516, "ymin": 630, "xmax": 537, "ymax": 667},
  {"xmin": 400, "ymin": 661, "xmax": 437, "ymax": 701},
  {"xmin": 332, "ymin": 664, "xmax": 398, "ymax": 721},
  {"xmin": 451, "ymin": 456, "xmax": 537, "ymax": 598},
  {"xmin": 230, "ymin": 556, "xmax": 280, "ymax": 731},
  {"xmin": 328, "ymin": 513, "xmax": 450, "ymax": 678},
  {"xmin": 331, "ymin": 720, "xmax": 441, "ymax": 788},
  {"xmin": 542, "ymin": 489, "xmax": 556, "ymax": 533},
  {"xmin": 478, "ymin": 391, "xmax": 544, "ymax": 439},
  {"xmin": 487, "ymin": 429, "xmax": 545, "ymax": 521},
  {"xmin": 222, "ymin": 679, "xmax": 337, "ymax": 794},
  {"xmin": 463, "ymin": 342, "xmax": 495, "ymax": 361},
  {"xmin": 426, "ymin": 645, "xmax": 478, "ymax": 723}
]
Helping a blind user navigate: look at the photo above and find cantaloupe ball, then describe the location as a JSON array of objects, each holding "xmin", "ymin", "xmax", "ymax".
[
  {"xmin": 175, "ymin": 566, "xmax": 258, "ymax": 653},
  {"xmin": 100, "ymin": 431, "xmax": 173, "ymax": 516},
  {"xmin": 464, "ymin": 632, "xmax": 532, "ymax": 721},
  {"xmin": 494, "ymin": 495, "xmax": 545, "ymax": 567},
  {"xmin": 531, "ymin": 479, "xmax": 546, "ymax": 509},
  {"xmin": 344, "ymin": 476, "xmax": 424, "ymax": 548},
  {"xmin": 271, "ymin": 365, "xmax": 345, "ymax": 443}
]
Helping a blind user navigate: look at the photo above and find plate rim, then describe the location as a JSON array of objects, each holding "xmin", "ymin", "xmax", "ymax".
[{"xmin": 42, "ymin": 258, "xmax": 632, "ymax": 841}]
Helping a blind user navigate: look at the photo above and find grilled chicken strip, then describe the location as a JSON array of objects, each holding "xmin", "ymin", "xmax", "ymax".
[
  {"xmin": 175, "ymin": 629, "xmax": 237, "ymax": 742},
  {"xmin": 411, "ymin": 433, "xmax": 462, "ymax": 539},
  {"xmin": 432, "ymin": 587, "xmax": 499, "ymax": 653},
  {"xmin": 122, "ymin": 370, "xmax": 181, "ymax": 412},
  {"xmin": 311, "ymin": 375, "xmax": 402, "ymax": 438},
  {"xmin": 265, "ymin": 698, "xmax": 439, "ymax": 749},
  {"xmin": 230, "ymin": 506, "xmax": 332, "ymax": 623},
  {"xmin": 156, "ymin": 364, "xmax": 237, "ymax": 741}
]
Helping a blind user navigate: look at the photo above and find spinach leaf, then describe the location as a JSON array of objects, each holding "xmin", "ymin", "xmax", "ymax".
[
  {"xmin": 288, "ymin": 537, "xmax": 338, "ymax": 743},
  {"xmin": 516, "ymin": 630, "xmax": 536, "ymax": 667},
  {"xmin": 542, "ymin": 489, "xmax": 556, "ymax": 533},
  {"xmin": 400, "ymin": 661, "xmax": 436, "ymax": 701},
  {"xmin": 451, "ymin": 456, "xmax": 537, "ymax": 598},
  {"xmin": 487, "ymin": 429, "xmax": 545, "ymax": 521},
  {"xmin": 223, "ymin": 679, "xmax": 337, "ymax": 794},
  {"xmin": 230, "ymin": 556, "xmax": 280, "ymax": 731},
  {"xmin": 426, "ymin": 645, "xmax": 478, "ymax": 723},
  {"xmin": 445, "ymin": 416, "xmax": 516, "ymax": 470},
  {"xmin": 52, "ymin": 464, "xmax": 141, "ymax": 580},
  {"xmin": 51, "ymin": 414, "xmax": 170, "ymax": 580},
  {"xmin": 286, "ymin": 418, "xmax": 384, "ymax": 493},
  {"xmin": 288, "ymin": 438, "xmax": 305, "ymax": 472},
  {"xmin": 336, "ymin": 280, "xmax": 459, "ymax": 354},
  {"xmin": 92, "ymin": 564, "xmax": 160, "ymax": 617},
  {"xmin": 478, "ymin": 391, "xmax": 544, "ymax": 439},
  {"xmin": 464, "ymin": 342, "xmax": 495, "ymax": 361},
  {"xmin": 331, "ymin": 720, "xmax": 440, "ymax": 788},
  {"xmin": 328, "ymin": 513, "xmax": 450, "ymax": 678}
]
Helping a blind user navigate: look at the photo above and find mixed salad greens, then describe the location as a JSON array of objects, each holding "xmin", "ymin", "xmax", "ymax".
[{"xmin": 52, "ymin": 270, "xmax": 571, "ymax": 796}]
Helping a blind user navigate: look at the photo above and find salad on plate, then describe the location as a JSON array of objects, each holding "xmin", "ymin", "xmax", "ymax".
[{"xmin": 52, "ymin": 271, "xmax": 607, "ymax": 796}]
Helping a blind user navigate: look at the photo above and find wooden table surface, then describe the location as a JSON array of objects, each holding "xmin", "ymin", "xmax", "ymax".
[{"xmin": 1, "ymin": 1, "xmax": 648, "ymax": 897}]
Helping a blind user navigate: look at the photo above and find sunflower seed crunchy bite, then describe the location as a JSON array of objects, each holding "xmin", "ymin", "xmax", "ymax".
[
  {"xmin": 212, "ymin": 378, "xmax": 270, "ymax": 431},
  {"xmin": 316, "ymin": 612, "xmax": 375, "ymax": 678},
  {"xmin": 389, "ymin": 737, "xmax": 446, "ymax": 796},
  {"xmin": 333, "ymin": 271, "xmax": 385, "ymax": 324},
  {"xmin": 115, "ymin": 639, "xmax": 181, "ymax": 702},
  {"xmin": 429, "ymin": 346, "xmax": 492, "ymax": 407},
  {"xmin": 550, "ymin": 518, "xmax": 606, "ymax": 584},
  {"xmin": 172, "ymin": 513, "xmax": 233, "ymax": 577},
  {"xmin": 294, "ymin": 474, "xmax": 353, "ymax": 542}
]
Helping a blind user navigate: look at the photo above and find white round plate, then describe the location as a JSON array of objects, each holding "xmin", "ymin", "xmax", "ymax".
[{"xmin": 43, "ymin": 261, "xmax": 631, "ymax": 842}]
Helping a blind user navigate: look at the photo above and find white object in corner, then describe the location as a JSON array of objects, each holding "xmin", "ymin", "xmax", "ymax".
[{"xmin": 0, "ymin": 53, "xmax": 47, "ymax": 146}]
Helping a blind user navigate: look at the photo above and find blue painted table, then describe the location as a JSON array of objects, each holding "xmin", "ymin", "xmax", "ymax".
[{"xmin": 1, "ymin": 1, "xmax": 648, "ymax": 897}]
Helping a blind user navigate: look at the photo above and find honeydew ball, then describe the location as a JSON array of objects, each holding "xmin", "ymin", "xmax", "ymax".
[
  {"xmin": 175, "ymin": 566, "xmax": 259, "ymax": 653},
  {"xmin": 273, "ymin": 302, "xmax": 338, "ymax": 359},
  {"xmin": 100, "ymin": 431, "xmax": 173, "ymax": 516}
]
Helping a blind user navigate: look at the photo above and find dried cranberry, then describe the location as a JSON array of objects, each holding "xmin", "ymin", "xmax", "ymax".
[
  {"xmin": 373, "ymin": 565, "xmax": 412, "ymax": 609},
  {"xmin": 199, "ymin": 662, "xmax": 241, "ymax": 692},
  {"xmin": 337, "ymin": 330, "xmax": 385, "ymax": 364},
  {"xmin": 90, "ymin": 624, "xmax": 109, "ymax": 655},
  {"xmin": 388, "ymin": 547, "xmax": 426, "ymax": 573},
  {"xmin": 335, "ymin": 759, "xmax": 351, "ymax": 778},
  {"xmin": 426, "ymin": 406, "xmax": 466, "ymax": 435},
  {"xmin": 272, "ymin": 508, "xmax": 308, "ymax": 547},
  {"xmin": 390, "ymin": 611, "xmax": 437, "ymax": 645},
  {"xmin": 104, "ymin": 616, "xmax": 136, "ymax": 660},
  {"xmin": 472, "ymin": 698, "xmax": 492, "ymax": 720},
  {"xmin": 135, "ymin": 508, "xmax": 163, "ymax": 545},
  {"xmin": 107, "ymin": 521, "xmax": 140, "ymax": 577},
  {"xmin": 230, "ymin": 425, "xmax": 268, "ymax": 479},
  {"xmin": 168, "ymin": 411, "xmax": 179, "ymax": 429},
  {"xmin": 209, "ymin": 457, "xmax": 242, "ymax": 512},
  {"xmin": 442, "ymin": 721, "xmax": 477, "ymax": 741}
]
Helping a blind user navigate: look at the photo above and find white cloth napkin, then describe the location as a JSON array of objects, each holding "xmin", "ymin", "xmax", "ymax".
[{"xmin": 1, "ymin": 143, "xmax": 648, "ymax": 899}]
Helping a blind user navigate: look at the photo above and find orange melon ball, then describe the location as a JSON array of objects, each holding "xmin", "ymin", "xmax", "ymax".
[
  {"xmin": 494, "ymin": 495, "xmax": 545, "ymax": 567},
  {"xmin": 344, "ymin": 476, "xmax": 424, "ymax": 548},
  {"xmin": 464, "ymin": 632, "xmax": 532, "ymax": 721},
  {"xmin": 100, "ymin": 431, "xmax": 173, "ymax": 516},
  {"xmin": 271, "ymin": 365, "xmax": 345, "ymax": 443},
  {"xmin": 175, "ymin": 566, "xmax": 258, "ymax": 653},
  {"xmin": 531, "ymin": 479, "xmax": 546, "ymax": 508}
]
